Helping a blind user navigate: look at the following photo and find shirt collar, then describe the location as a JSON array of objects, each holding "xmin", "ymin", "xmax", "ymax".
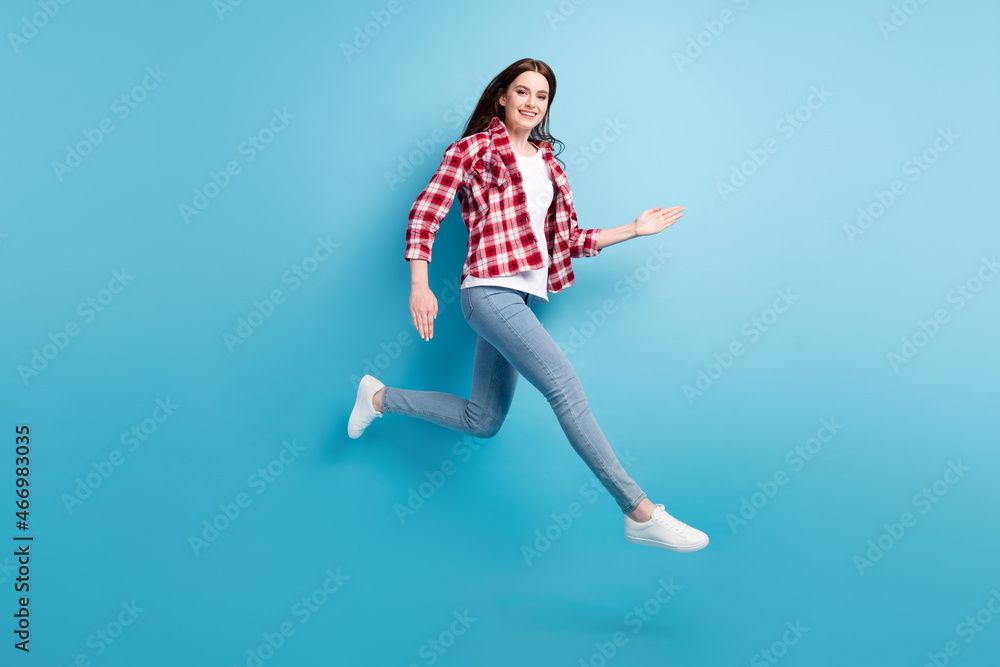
[{"xmin": 486, "ymin": 116, "xmax": 550, "ymax": 160}]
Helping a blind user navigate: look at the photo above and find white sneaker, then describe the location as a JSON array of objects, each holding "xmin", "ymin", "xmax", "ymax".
[
  {"xmin": 624, "ymin": 503, "xmax": 709, "ymax": 552},
  {"xmin": 348, "ymin": 374, "xmax": 385, "ymax": 439}
]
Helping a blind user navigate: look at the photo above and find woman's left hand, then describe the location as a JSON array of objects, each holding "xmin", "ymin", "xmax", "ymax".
[{"xmin": 634, "ymin": 206, "xmax": 685, "ymax": 237}]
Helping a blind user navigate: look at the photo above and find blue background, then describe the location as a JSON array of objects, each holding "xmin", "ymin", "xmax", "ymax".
[{"xmin": 1, "ymin": 1, "xmax": 998, "ymax": 665}]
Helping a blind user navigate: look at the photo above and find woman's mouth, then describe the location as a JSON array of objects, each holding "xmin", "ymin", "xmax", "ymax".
[{"xmin": 519, "ymin": 110, "xmax": 537, "ymax": 119}]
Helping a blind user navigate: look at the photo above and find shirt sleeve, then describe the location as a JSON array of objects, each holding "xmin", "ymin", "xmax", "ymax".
[
  {"xmin": 404, "ymin": 141, "xmax": 467, "ymax": 263},
  {"xmin": 566, "ymin": 197, "xmax": 603, "ymax": 258}
]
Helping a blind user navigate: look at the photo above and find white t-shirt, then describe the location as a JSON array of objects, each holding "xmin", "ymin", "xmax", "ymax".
[{"xmin": 461, "ymin": 145, "xmax": 554, "ymax": 303}]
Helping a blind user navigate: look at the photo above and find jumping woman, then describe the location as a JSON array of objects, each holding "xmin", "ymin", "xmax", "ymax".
[{"xmin": 348, "ymin": 58, "xmax": 708, "ymax": 552}]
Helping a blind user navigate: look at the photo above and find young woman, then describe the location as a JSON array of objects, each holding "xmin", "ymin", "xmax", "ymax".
[{"xmin": 349, "ymin": 58, "xmax": 707, "ymax": 553}]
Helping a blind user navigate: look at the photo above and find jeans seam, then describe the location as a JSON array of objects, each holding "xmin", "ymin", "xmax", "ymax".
[
  {"xmin": 464, "ymin": 288, "xmax": 475, "ymax": 320},
  {"xmin": 481, "ymin": 290, "xmax": 618, "ymax": 489},
  {"xmin": 462, "ymin": 348, "xmax": 501, "ymax": 435},
  {"xmin": 467, "ymin": 296, "xmax": 504, "ymax": 436},
  {"xmin": 381, "ymin": 352, "xmax": 501, "ymax": 437},
  {"xmin": 623, "ymin": 492, "xmax": 647, "ymax": 515},
  {"xmin": 477, "ymin": 349, "xmax": 502, "ymax": 433},
  {"xmin": 384, "ymin": 385, "xmax": 466, "ymax": 427},
  {"xmin": 389, "ymin": 403, "xmax": 477, "ymax": 430}
]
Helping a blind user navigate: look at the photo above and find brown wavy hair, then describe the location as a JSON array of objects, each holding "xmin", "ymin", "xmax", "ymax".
[{"xmin": 460, "ymin": 58, "xmax": 565, "ymax": 166}]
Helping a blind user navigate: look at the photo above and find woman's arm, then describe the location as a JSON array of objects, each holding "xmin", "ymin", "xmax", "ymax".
[
  {"xmin": 596, "ymin": 206, "xmax": 685, "ymax": 250},
  {"xmin": 408, "ymin": 258, "xmax": 437, "ymax": 341},
  {"xmin": 596, "ymin": 222, "xmax": 639, "ymax": 250},
  {"xmin": 409, "ymin": 258, "xmax": 429, "ymax": 288},
  {"xmin": 405, "ymin": 142, "xmax": 466, "ymax": 342},
  {"xmin": 404, "ymin": 142, "xmax": 467, "ymax": 265}
]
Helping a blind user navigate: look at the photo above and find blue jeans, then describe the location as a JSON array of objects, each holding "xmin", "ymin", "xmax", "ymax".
[{"xmin": 381, "ymin": 284, "xmax": 647, "ymax": 514}]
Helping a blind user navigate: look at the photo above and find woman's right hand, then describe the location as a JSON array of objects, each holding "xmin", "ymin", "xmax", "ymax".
[{"xmin": 410, "ymin": 284, "xmax": 438, "ymax": 341}]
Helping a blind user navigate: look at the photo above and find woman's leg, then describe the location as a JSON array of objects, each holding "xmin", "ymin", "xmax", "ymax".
[
  {"xmin": 463, "ymin": 285, "xmax": 647, "ymax": 515},
  {"xmin": 380, "ymin": 332, "xmax": 519, "ymax": 439}
]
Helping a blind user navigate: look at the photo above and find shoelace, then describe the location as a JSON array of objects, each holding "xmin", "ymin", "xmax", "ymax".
[{"xmin": 650, "ymin": 504, "xmax": 688, "ymax": 535}]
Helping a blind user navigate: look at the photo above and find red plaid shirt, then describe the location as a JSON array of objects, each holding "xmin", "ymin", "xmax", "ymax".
[{"xmin": 405, "ymin": 116, "xmax": 603, "ymax": 294}]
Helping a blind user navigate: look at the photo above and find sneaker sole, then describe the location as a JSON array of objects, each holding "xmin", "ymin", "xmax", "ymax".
[
  {"xmin": 625, "ymin": 533, "xmax": 709, "ymax": 552},
  {"xmin": 347, "ymin": 377, "xmax": 379, "ymax": 439}
]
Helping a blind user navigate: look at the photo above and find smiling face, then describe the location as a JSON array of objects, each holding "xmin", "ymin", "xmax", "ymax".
[{"xmin": 499, "ymin": 70, "xmax": 549, "ymax": 131}]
